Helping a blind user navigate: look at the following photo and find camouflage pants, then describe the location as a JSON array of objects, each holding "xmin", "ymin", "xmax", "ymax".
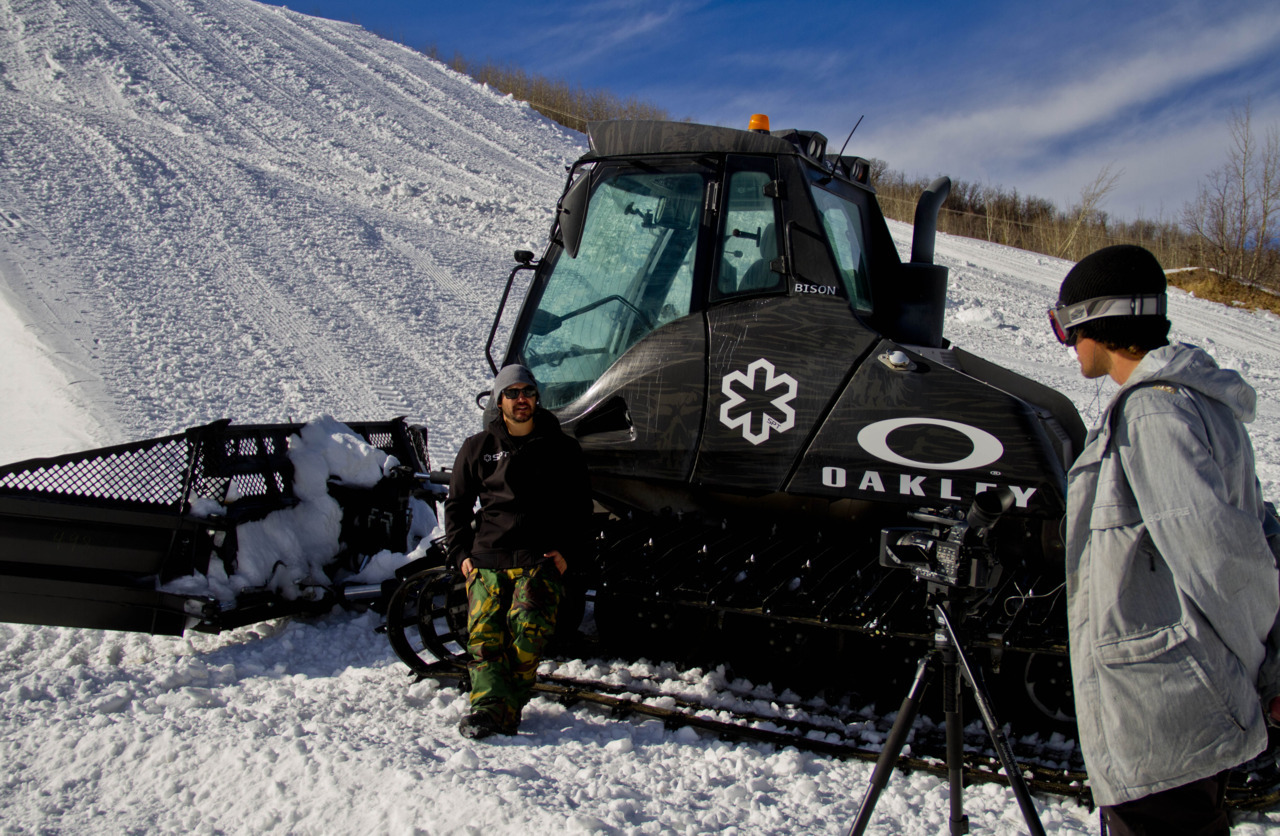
[{"xmin": 465, "ymin": 564, "xmax": 563, "ymax": 729}]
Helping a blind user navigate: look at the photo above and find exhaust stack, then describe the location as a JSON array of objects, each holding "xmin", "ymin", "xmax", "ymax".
[{"xmin": 911, "ymin": 176, "xmax": 951, "ymax": 265}]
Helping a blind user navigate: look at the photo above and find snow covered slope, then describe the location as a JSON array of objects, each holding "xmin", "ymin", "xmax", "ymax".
[
  {"xmin": 0, "ymin": 0, "xmax": 581, "ymax": 462},
  {"xmin": 4, "ymin": 1, "xmax": 1280, "ymax": 834}
]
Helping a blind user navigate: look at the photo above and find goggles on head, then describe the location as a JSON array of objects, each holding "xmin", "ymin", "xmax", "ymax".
[{"xmin": 1048, "ymin": 294, "xmax": 1166, "ymax": 345}]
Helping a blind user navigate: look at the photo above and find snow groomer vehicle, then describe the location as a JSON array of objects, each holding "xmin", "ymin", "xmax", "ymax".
[{"xmin": 462, "ymin": 115, "xmax": 1086, "ymax": 707}]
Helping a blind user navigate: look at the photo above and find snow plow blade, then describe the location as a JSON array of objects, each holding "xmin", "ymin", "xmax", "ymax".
[{"xmin": 0, "ymin": 418, "xmax": 430, "ymax": 635}]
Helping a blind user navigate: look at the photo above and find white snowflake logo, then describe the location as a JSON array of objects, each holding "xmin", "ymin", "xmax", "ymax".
[{"xmin": 718, "ymin": 358, "xmax": 798, "ymax": 446}]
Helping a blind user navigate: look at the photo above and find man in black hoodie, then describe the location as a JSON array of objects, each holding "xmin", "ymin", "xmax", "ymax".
[{"xmin": 445, "ymin": 364, "xmax": 593, "ymax": 739}]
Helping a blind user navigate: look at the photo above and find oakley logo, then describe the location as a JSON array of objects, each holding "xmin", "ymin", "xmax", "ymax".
[
  {"xmin": 719, "ymin": 358, "xmax": 798, "ymax": 446},
  {"xmin": 820, "ymin": 466, "xmax": 1038, "ymax": 508},
  {"xmin": 856, "ymin": 417, "xmax": 1004, "ymax": 470}
]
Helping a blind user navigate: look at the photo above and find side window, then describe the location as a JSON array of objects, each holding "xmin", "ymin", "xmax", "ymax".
[
  {"xmin": 811, "ymin": 187, "xmax": 872, "ymax": 311},
  {"xmin": 715, "ymin": 170, "xmax": 782, "ymax": 299}
]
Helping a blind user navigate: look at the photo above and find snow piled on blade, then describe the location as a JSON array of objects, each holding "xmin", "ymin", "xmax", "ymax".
[
  {"xmin": 168, "ymin": 415, "xmax": 403, "ymax": 602},
  {"xmin": 234, "ymin": 416, "xmax": 391, "ymax": 598},
  {"xmin": 1, "ymin": 0, "xmax": 1280, "ymax": 834}
]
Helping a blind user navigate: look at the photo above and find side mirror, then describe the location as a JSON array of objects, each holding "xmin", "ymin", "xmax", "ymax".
[{"xmin": 514, "ymin": 250, "xmax": 534, "ymax": 265}]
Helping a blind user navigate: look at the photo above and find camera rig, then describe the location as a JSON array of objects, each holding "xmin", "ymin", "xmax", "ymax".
[
  {"xmin": 852, "ymin": 487, "xmax": 1046, "ymax": 836},
  {"xmin": 877, "ymin": 488, "xmax": 1015, "ymax": 590}
]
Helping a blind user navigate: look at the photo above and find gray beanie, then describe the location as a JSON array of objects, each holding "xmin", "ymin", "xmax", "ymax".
[
  {"xmin": 483, "ymin": 365, "xmax": 539, "ymax": 430},
  {"xmin": 493, "ymin": 364, "xmax": 538, "ymax": 393}
]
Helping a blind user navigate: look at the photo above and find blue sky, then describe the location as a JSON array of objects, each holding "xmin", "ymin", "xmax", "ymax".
[{"xmin": 272, "ymin": 0, "xmax": 1280, "ymax": 223}]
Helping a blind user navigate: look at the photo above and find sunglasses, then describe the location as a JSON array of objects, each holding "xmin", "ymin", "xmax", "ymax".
[
  {"xmin": 501, "ymin": 386, "xmax": 538, "ymax": 400},
  {"xmin": 1048, "ymin": 294, "xmax": 1166, "ymax": 345}
]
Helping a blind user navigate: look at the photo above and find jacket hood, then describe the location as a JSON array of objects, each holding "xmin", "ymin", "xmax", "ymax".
[
  {"xmin": 1073, "ymin": 342, "xmax": 1256, "ymax": 474},
  {"xmin": 1122, "ymin": 342, "xmax": 1256, "ymax": 423}
]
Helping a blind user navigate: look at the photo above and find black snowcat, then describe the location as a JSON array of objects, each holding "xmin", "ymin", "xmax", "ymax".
[{"xmin": 475, "ymin": 117, "xmax": 1085, "ymax": 715}]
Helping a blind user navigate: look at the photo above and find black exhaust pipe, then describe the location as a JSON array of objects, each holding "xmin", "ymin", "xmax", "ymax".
[
  {"xmin": 910, "ymin": 176, "xmax": 951, "ymax": 265},
  {"xmin": 873, "ymin": 176, "xmax": 953, "ymax": 348}
]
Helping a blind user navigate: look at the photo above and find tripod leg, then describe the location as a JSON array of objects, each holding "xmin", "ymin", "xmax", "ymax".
[
  {"xmin": 847, "ymin": 655, "xmax": 932, "ymax": 836},
  {"xmin": 941, "ymin": 648, "xmax": 969, "ymax": 835},
  {"xmin": 937, "ymin": 604, "xmax": 1047, "ymax": 836}
]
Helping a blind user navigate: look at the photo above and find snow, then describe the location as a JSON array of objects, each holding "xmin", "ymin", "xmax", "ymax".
[
  {"xmin": 2, "ymin": 0, "xmax": 1280, "ymax": 833},
  {"xmin": 168, "ymin": 414, "xmax": 408, "ymax": 603}
]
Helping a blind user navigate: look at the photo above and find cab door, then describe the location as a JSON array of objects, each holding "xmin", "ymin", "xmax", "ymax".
[
  {"xmin": 510, "ymin": 159, "xmax": 716, "ymax": 485},
  {"xmin": 693, "ymin": 156, "xmax": 879, "ymax": 494}
]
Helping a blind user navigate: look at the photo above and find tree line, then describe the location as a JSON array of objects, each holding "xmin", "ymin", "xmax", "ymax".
[
  {"xmin": 872, "ymin": 166, "xmax": 1201, "ymax": 273},
  {"xmin": 872, "ymin": 103, "xmax": 1278, "ymax": 302},
  {"xmin": 411, "ymin": 40, "xmax": 1278, "ymax": 307},
  {"xmin": 420, "ymin": 45, "xmax": 675, "ymax": 133}
]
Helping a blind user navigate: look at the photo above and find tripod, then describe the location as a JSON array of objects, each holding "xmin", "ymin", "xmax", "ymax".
[{"xmin": 848, "ymin": 584, "xmax": 1046, "ymax": 836}]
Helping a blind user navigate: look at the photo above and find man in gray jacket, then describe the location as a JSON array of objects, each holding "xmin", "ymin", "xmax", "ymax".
[{"xmin": 1050, "ymin": 244, "xmax": 1278, "ymax": 834}]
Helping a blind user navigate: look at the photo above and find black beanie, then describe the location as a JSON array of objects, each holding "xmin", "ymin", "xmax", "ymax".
[{"xmin": 1057, "ymin": 244, "xmax": 1166, "ymax": 307}]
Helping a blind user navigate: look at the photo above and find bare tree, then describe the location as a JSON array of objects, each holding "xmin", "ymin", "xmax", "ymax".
[
  {"xmin": 1184, "ymin": 102, "xmax": 1280, "ymax": 287},
  {"xmin": 1057, "ymin": 163, "xmax": 1123, "ymax": 259}
]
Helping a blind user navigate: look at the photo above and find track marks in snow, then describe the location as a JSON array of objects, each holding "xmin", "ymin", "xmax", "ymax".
[
  {"xmin": 0, "ymin": 209, "xmax": 24, "ymax": 233},
  {"xmin": 0, "ymin": 0, "xmax": 578, "ymax": 462}
]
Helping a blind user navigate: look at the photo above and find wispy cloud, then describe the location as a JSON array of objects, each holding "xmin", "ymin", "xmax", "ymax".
[
  {"xmin": 331, "ymin": 0, "xmax": 1280, "ymax": 221},
  {"xmin": 850, "ymin": 6, "xmax": 1280, "ymax": 217},
  {"xmin": 523, "ymin": 1, "xmax": 703, "ymax": 74},
  {"xmin": 884, "ymin": 10, "xmax": 1278, "ymax": 155}
]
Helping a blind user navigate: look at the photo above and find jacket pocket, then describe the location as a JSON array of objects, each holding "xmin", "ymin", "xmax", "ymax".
[
  {"xmin": 1088, "ymin": 458, "xmax": 1139, "ymax": 530},
  {"xmin": 1095, "ymin": 623, "xmax": 1186, "ymax": 665},
  {"xmin": 1089, "ymin": 499, "xmax": 1140, "ymax": 531},
  {"xmin": 1093, "ymin": 624, "xmax": 1250, "ymax": 790}
]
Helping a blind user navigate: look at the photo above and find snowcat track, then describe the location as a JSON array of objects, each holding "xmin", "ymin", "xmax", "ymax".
[
  {"xmin": 384, "ymin": 565, "xmax": 1280, "ymax": 810},
  {"xmin": 591, "ymin": 510, "xmax": 1070, "ymax": 655},
  {"xmin": 409, "ymin": 661, "xmax": 1097, "ymax": 802}
]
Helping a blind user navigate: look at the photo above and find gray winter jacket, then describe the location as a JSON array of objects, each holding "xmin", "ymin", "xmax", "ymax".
[{"xmin": 1065, "ymin": 342, "xmax": 1278, "ymax": 807}]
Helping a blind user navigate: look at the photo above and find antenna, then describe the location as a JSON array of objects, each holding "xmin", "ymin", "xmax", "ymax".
[
  {"xmin": 832, "ymin": 114, "xmax": 864, "ymax": 166},
  {"xmin": 818, "ymin": 115, "xmax": 864, "ymax": 183}
]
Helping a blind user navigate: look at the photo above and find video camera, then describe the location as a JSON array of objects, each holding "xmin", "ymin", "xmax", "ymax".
[{"xmin": 878, "ymin": 488, "xmax": 1015, "ymax": 590}]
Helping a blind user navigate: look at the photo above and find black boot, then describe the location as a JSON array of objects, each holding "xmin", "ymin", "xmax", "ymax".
[{"xmin": 459, "ymin": 712, "xmax": 504, "ymax": 740}]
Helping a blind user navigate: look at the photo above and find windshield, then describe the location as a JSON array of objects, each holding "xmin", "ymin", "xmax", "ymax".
[{"xmin": 515, "ymin": 166, "xmax": 706, "ymax": 408}]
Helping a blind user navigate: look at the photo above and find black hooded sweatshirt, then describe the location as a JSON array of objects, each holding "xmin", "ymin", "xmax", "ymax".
[{"xmin": 444, "ymin": 408, "xmax": 592, "ymax": 572}]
